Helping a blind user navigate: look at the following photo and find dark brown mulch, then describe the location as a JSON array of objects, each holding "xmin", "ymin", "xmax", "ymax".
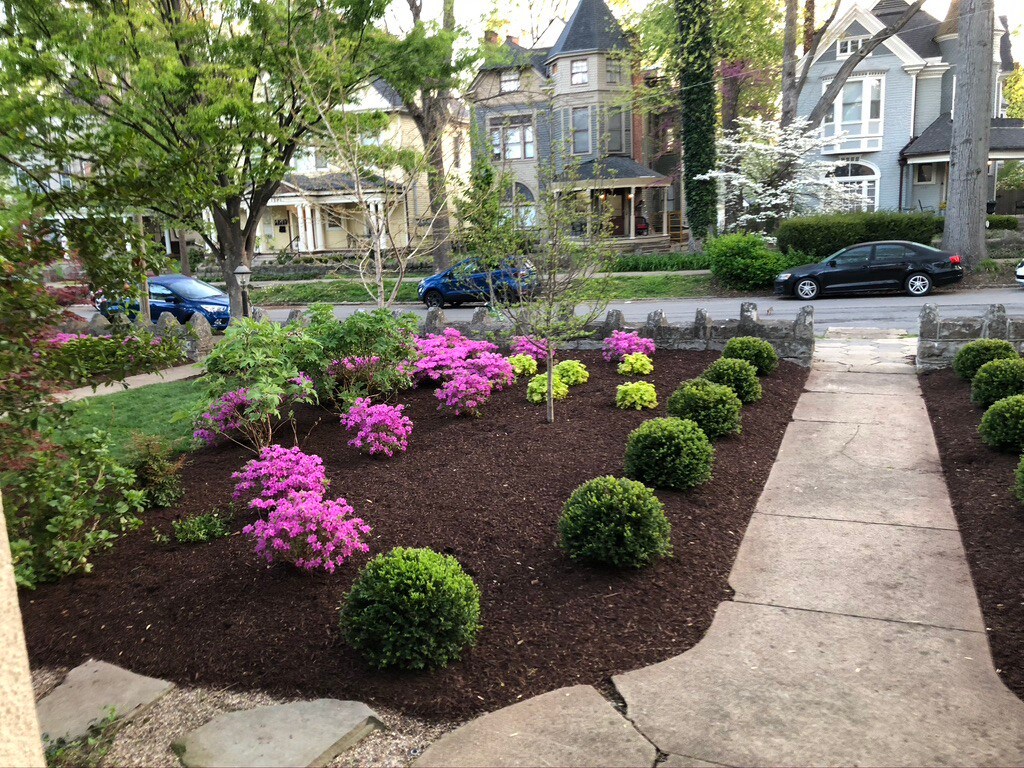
[
  {"xmin": 20, "ymin": 351, "xmax": 806, "ymax": 720},
  {"xmin": 919, "ymin": 369, "xmax": 1024, "ymax": 700}
]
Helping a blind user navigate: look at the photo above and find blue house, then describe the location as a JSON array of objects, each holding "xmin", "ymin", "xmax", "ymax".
[{"xmin": 798, "ymin": 0, "xmax": 1024, "ymax": 215}]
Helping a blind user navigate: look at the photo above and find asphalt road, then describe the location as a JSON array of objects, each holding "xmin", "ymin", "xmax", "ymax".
[{"xmin": 261, "ymin": 286, "xmax": 1024, "ymax": 332}]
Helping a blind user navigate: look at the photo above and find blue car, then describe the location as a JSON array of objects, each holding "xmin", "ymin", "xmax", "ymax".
[
  {"xmin": 417, "ymin": 257, "xmax": 537, "ymax": 308},
  {"xmin": 99, "ymin": 274, "xmax": 231, "ymax": 330}
]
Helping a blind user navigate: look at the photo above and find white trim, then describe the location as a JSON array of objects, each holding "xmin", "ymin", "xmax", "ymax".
[
  {"xmin": 906, "ymin": 150, "xmax": 1024, "ymax": 164},
  {"xmin": 808, "ymin": 5, "xmax": 926, "ymax": 69},
  {"xmin": 833, "ymin": 160, "xmax": 881, "ymax": 213},
  {"xmin": 914, "ymin": 163, "xmax": 937, "ymax": 185},
  {"xmin": 836, "ymin": 35, "xmax": 870, "ymax": 60},
  {"xmin": 909, "ymin": 69, "xmax": 918, "ymax": 137}
]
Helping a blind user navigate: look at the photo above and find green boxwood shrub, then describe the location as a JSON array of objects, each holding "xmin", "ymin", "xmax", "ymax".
[
  {"xmin": 340, "ymin": 547, "xmax": 482, "ymax": 671},
  {"xmin": 706, "ymin": 234, "xmax": 792, "ymax": 291},
  {"xmin": 970, "ymin": 357, "xmax": 1024, "ymax": 408},
  {"xmin": 624, "ymin": 417, "xmax": 714, "ymax": 491},
  {"xmin": 722, "ymin": 337, "xmax": 779, "ymax": 376},
  {"xmin": 617, "ymin": 353, "xmax": 654, "ymax": 376},
  {"xmin": 952, "ymin": 339, "xmax": 1018, "ymax": 380},
  {"xmin": 702, "ymin": 357, "xmax": 763, "ymax": 404},
  {"xmin": 776, "ymin": 212, "xmax": 940, "ymax": 260},
  {"xmin": 988, "ymin": 215, "xmax": 1019, "ymax": 231},
  {"xmin": 667, "ymin": 378, "xmax": 742, "ymax": 440},
  {"xmin": 978, "ymin": 395, "xmax": 1024, "ymax": 452},
  {"xmin": 553, "ymin": 359, "xmax": 590, "ymax": 386},
  {"xmin": 559, "ymin": 476, "xmax": 672, "ymax": 568},
  {"xmin": 616, "ymin": 380, "xmax": 658, "ymax": 410},
  {"xmin": 527, "ymin": 373, "xmax": 569, "ymax": 403}
]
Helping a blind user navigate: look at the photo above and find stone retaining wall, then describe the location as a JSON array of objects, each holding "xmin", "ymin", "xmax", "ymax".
[
  {"xmin": 58, "ymin": 311, "xmax": 216, "ymax": 362},
  {"xmin": 916, "ymin": 303, "xmax": 1023, "ymax": 371}
]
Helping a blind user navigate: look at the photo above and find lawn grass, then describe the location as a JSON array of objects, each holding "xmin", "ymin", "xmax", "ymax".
[
  {"xmin": 252, "ymin": 279, "xmax": 420, "ymax": 305},
  {"xmin": 598, "ymin": 274, "xmax": 717, "ymax": 299},
  {"xmin": 64, "ymin": 378, "xmax": 206, "ymax": 460}
]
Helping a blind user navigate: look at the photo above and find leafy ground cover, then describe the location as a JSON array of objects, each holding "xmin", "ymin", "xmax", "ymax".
[
  {"xmin": 919, "ymin": 368, "xmax": 1024, "ymax": 700},
  {"xmin": 20, "ymin": 350, "xmax": 806, "ymax": 720}
]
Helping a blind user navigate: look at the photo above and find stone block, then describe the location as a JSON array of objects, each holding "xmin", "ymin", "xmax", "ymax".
[
  {"xmin": 155, "ymin": 311, "xmax": 181, "ymax": 336},
  {"xmin": 693, "ymin": 308, "xmax": 711, "ymax": 341},
  {"xmin": 421, "ymin": 307, "xmax": 446, "ymax": 335},
  {"xmin": 982, "ymin": 304, "xmax": 1009, "ymax": 339},
  {"xmin": 793, "ymin": 306, "xmax": 814, "ymax": 341},
  {"xmin": 919, "ymin": 303, "xmax": 939, "ymax": 340},
  {"xmin": 185, "ymin": 313, "xmax": 214, "ymax": 361},
  {"xmin": 739, "ymin": 302, "xmax": 759, "ymax": 331},
  {"xmin": 937, "ymin": 318, "xmax": 982, "ymax": 340},
  {"xmin": 87, "ymin": 313, "xmax": 111, "ymax": 335},
  {"xmin": 286, "ymin": 308, "xmax": 307, "ymax": 325}
]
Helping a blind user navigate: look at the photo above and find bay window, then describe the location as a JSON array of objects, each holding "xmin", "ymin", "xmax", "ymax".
[
  {"xmin": 571, "ymin": 59, "xmax": 589, "ymax": 85},
  {"xmin": 490, "ymin": 115, "xmax": 535, "ymax": 161},
  {"xmin": 572, "ymin": 106, "xmax": 591, "ymax": 154},
  {"xmin": 822, "ymin": 75, "xmax": 884, "ymax": 153}
]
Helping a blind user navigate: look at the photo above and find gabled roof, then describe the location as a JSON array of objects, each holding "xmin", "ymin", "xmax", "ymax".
[
  {"xmin": 479, "ymin": 37, "xmax": 550, "ymax": 74},
  {"xmin": 871, "ymin": 0, "xmax": 941, "ymax": 60},
  {"xmin": 811, "ymin": 4, "xmax": 927, "ymax": 68},
  {"xmin": 371, "ymin": 79, "xmax": 404, "ymax": 109},
  {"xmin": 545, "ymin": 0, "xmax": 628, "ymax": 63},
  {"xmin": 902, "ymin": 113, "xmax": 1024, "ymax": 158}
]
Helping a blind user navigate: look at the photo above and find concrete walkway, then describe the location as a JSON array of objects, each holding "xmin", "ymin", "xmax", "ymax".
[
  {"xmin": 54, "ymin": 362, "xmax": 202, "ymax": 403},
  {"xmin": 418, "ymin": 332, "xmax": 1024, "ymax": 767}
]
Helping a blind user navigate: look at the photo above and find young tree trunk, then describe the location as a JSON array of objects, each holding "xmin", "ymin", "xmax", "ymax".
[
  {"xmin": 133, "ymin": 213, "xmax": 151, "ymax": 322},
  {"xmin": 178, "ymin": 231, "xmax": 191, "ymax": 276},
  {"xmin": 211, "ymin": 204, "xmax": 251, "ymax": 319},
  {"xmin": 942, "ymin": 0, "xmax": 995, "ymax": 268},
  {"xmin": 780, "ymin": 0, "xmax": 800, "ymax": 128},
  {"xmin": 424, "ymin": 124, "xmax": 453, "ymax": 272},
  {"xmin": 545, "ymin": 344, "xmax": 555, "ymax": 424}
]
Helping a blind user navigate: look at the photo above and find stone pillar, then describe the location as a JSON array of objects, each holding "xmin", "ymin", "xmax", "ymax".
[
  {"xmin": 982, "ymin": 304, "xmax": 1008, "ymax": 339},
  {"xmin": 919, "ymin": 303, "xmax": 939, "ymax": 340},
  {"xmin": 0, "ymin": 493, "xmax": 46, "ymax": 767}
]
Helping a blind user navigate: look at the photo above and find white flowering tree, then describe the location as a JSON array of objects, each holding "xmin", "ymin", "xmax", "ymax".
[{"xmin": 700, "ymin": 118, "xmax": 866, "ymax": 235}]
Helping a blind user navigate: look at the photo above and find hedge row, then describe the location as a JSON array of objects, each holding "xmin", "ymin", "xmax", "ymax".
[{"xmin": 776, "ymin": 212, "xmax": 940, "ymax": 261}]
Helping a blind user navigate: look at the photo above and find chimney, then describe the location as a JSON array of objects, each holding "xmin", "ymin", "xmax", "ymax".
[
  {"xmin": 484, "ymin": 29, "xmax": 499, "ymax": 44},
  {"xmin": 506, "ymin": 35, "xmax": 520, "ymax": 46}
]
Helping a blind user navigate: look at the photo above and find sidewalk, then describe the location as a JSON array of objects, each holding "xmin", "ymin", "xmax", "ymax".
[
  {"xmin": 54, "ymin": 363, "xmax": 202, "ymax": 403},
  {"xmin": 416, "ymin": 332, "xmax": 1024, "ymax": 767}
]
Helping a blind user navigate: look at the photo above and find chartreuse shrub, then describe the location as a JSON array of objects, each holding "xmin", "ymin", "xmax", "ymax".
[
  {"xmin": 667, "ymin": 378, "xmax": 742, "ymax": 440},
  {"xmin": 341, "ymin": 547, "xmax": 482, "ymax": 671},
  {"xmin": 559, "ymin": 476, "xmax": 672, "ymax": 568},
  {"xmin": 527, "ymin": 373, "xmax": 569, "ymax": 403},
  {"xmin": 970, "ymin": 357, "xmax": 1024, "ymax": 408},
  {"xmin": 616, "ymin": 381, "xmax": 658, "ymax": 410},
  {"xmin": 172, "ymin": 510, "xmax": 232, "ymax": 544},
  {"xmin": 618, "ymin": 353, "xmax": 654, "ymax": 376},
  {"xmin": 553, "ymin": 359, "xmax": 590, "ymax": 386},
  {"xmin": 722, "ymin": 337, "xmax": 779, "ymax": 376},
  {"xmin": 952, "ymin": 339, "xmax": 1018, "ymax": 381},
  {"xmin": 979, "ymin": 395, "xmax": 1024, "ymax": 451},
  {"xmin": 508, "ymin": 354, "xmax": 538, "ymax": 378},
  {"xmin": 624, "ymin": 418, "xmax": 714, "ymax": 491},
  {"xmin": 702, "ymin": 358, "xmax": 763, "ymax": 404},
  {"xmin": 777, "ymin": 212, "xmax": 940, "ymax": 260}
]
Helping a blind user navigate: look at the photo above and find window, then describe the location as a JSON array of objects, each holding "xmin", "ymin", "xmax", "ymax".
[
  {"xmin": 314, "ymin": 150, "xmax": 328, "ymax": 169},
  {"xmin": 503, "ymin": 183, "xmax": 537, "ymax": 229},
  {"xmin": 607, "ymin": 60, "xmax": 623, "ymax": 84},
  {"xmin": 874, "ymin": 244, "xmax": 913, "ymax": 264},
  {"xmin": 915, "ymin": 164, "xmax": 935, "ymax": 185},
  {"xmin": 149, "ymin": 284, "xmax": 175, "ymax": 302},
  {"xmin": 500, "ymin": 70, "xmax": 520, "ymax": 93},
  {"xmin": 572, "ymin": 106, "xmax": 591, "ymax": 154},
  {"xmin": 489, "ymin": 115, "xmax": 535, "ymax": 161},
  {"xmin": 822, "ymin": 76, "xmax": 884, "ymax": 153},
  {"xmin": 571, "ymin": 59, "xmax": 589, "ymax": 85},
  {"xmin": 833, "ymin": 245, "xmax": 873, "ymax": 266},
  {"xmin": 836, "ymin": 36, "xmax": 867, "ymax": 59},
  {"xmin": 833, "ymin": 162, "xmax": 880, "ymax": 212},
  {"xmin": 607, "ymin": 107, "xmax": 625, "ymax": 153},
  {"xmin": 325, "ymin": 206, "xmax": 345, "ymax": 230}
]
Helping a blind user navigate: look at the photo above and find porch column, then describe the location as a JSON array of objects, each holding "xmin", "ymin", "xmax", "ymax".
[
  {"xmin": 163, "ymin": 228, "xmax": 172, "ymax": 255},
  {"xmin": 310, "ymin": 206, "xmax": 320, "ymax": 251},
  {"xmin": 296, "ymin": 204, "xmax": 309, "ymax": 252},
  {"xmin": 628, "ymin": 186, "xmax": 636, "ymax": 240},
  {"xmin": 662, "ymin": 187, "xmax": 669, "ymax": 237}
]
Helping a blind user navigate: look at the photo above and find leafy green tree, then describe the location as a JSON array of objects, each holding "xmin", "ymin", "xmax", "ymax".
[
  {"xmin": 1004, "ymin": 66, "xmax": 1024, "ymax": 120},
  {"xmin": 0, "ymin": 0, "xmax": 388, "ymax": 316}
]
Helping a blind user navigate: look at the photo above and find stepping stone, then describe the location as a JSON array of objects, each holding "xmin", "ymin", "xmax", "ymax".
[
  {"xmin": 36, "ymin": 659, "xmax": 174, "ymax": 743},
  {"xmin": 172, "ymin": 699, "xmax": 381, "ymax": 768},
  {"xmin": 415, "ymin": 685, "xmax": 656, "ymax": 768}
]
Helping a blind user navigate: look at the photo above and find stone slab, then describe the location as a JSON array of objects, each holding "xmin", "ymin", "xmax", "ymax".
[
  {"xmin": 614, "ymin": 602, "xmax": 1024, "ymax": 767},
  {"xmin": 803, "ymin": 370, "xmax": 921, "ymax": 396},
  {"xmin": 172, "ymin": 699, "xmax": 381, "ymax": 768},
  {"xmin": 729, "ymin": 513, "xmax": 985, "ymax": 631},
  {"xmin": 36, "ymin": 659, "xmax": 174, "ymax": 743},
  {"xmin": 792, "ymin": 391, "xmax": 931, "ymax": 430},
  {"xmin": 415, "ymin": 685, "xmax": 656, "ymax": 768}
]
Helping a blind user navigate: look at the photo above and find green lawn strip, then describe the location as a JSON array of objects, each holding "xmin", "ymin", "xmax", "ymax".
[
  {"xmin": 252, "ymin": 279, "xmax": 420, "ymax": 305},
  {"xmin": 596, "ymin": 274, "xmax": 718, "ymax": 300},
  {"xmin": 63, "ymin": 378, "xmax": 206, "ymax": 460}
]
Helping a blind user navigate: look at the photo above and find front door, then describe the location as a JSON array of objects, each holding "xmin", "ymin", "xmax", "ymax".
[{"xmin": 820, "ymin": 245, "xmax": 874, "ymax": 294}]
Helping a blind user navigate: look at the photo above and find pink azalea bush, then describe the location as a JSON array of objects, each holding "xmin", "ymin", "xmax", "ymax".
[
  {"xmin": 511, "ymin": 335, "xmax": 550, "ymax": 362},
  {"xmin": 193, "ymin": 374, "xmax": 315, "ymax": 450},
  {"xmin": 242, "ymin": 490, "xmax": 370, "ymax": 573},
  {"xmin": 193, "ymin": 388, "xmax": 250, "ymax": 445},
  {"xmin": 340, "ymin": 398, "xmax": 413, "ymax": 457},
  {"xmin": 414, "ymin": 329, "xmax": 516, "ymax": 416},
  {"xmin": 436, "ymin": 372, "xmax": 493, "ymax": 416},
  {"xmin": 413, "ymin": 329, "xmax": 498, "ymax": 383},
  {"xmin": 602, "ymin": 330, "xmax": 656, "ymax": 363},
  {"xmin": 232, "ymin": 445, "xmax": 328, "ymax": 511}
]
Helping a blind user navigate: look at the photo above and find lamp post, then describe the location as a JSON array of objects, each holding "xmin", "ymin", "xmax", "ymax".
[{"xmin": 234, "ymin": 264, "xmax": 252, "ymax": 319}]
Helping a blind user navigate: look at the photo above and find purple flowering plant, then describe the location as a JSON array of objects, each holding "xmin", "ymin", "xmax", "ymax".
[
  {"xmin": 231, "ymin": 445, "xmax": 328, "ymax": 511},
  {"xmin": 602, "ymin": 330, "xmax": 656, "ymax": 363},
  {"xmin": 340, "ymin": 398, "xmax": 413, "ymax": 457}
]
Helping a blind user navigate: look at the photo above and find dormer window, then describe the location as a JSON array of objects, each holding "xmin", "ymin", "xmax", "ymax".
[
  {"xmin": 571, "ymin": 59, "xmax": 589, "ymax": 85},
  {"xmin": 500, "ymin": 70, "xmax": 520, "ymax": 93},
  {"xmin": 836, "ymin": 36, "xmax": 868, "ymax": 60}
]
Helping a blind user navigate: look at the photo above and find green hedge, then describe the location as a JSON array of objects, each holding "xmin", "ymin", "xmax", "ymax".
[
  {"xmin": 988, "ymin": 215, "xmax": 1020, "ymax": 231},
  {"xmin": 610, "ymin": 253, "xmax": 712, "ymax": 272},
  {"xmin": 776, "ymin": 212, "xmax": 941, "ymax": 260}
]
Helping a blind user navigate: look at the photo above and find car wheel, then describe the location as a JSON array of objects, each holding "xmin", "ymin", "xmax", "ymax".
[
  {"xmin": 423, "ymin": 290, "xmax": 444, "ymax": 309},
  {"xmin": 906, "ymin": 272, "xmax": 932, "ymax": 297},
  {"xmin": 795, "ymin": 278, "xmax": 820, "ymax": 300}
]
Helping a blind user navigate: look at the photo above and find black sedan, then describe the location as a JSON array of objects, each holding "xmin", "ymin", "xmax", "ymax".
[{"xmin": 775, "ymin": 241, "xmax": 963, "ymax": 300}]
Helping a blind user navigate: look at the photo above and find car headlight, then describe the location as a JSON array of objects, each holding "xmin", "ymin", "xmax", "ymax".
[
  {"xmin": 200, "ymin": 304, "xmax": 225, "ymax": 313},
  {"xmin": 417, "ymin": 281, "xmax": 426, "ymax": 293},
  {"xmin": 777, "ymin": 273, "xmax": 792, "ymax": 281}
]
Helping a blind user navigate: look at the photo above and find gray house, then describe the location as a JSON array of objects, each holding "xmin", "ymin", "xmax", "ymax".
[
  {"xmin": 466, "ymin": 0, "xmax": 675, "ymax": 247},
  {"xmin": 797, "ymin": 0, "xmax": 1024, "ymax": 215}
]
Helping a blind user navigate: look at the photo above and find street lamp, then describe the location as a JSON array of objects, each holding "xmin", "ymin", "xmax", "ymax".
[{"xmin": 234, "ymin": 264, "xmax": 252, "ymax": 319}]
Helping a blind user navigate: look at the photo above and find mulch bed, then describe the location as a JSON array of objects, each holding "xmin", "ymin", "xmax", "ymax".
[
  {"xmin": 21, "ymin": 350, "xmax": 806, "ymax": 720},
  {"xmin": 919, "ymin": 369, "xmax": 1024, "ymax": 700}
]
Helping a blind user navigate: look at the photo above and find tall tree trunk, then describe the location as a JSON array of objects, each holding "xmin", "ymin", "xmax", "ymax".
[
  {"xmin": 133, "ymin": 213, "xmax": 151, "ymax": 323},
  {"xmin": 424, "ymin": 114, "xmax": 453, "ymax": 272},
  {"xmin": 780, "ymin": 0, "xmax": 800, "ymax": 128},
  {"xmin": 212, "ymin": 204, "xmax": 251, "ymax": 319},
  {"xmin": 545, "ymin": 344, "xmax": 555, "ymax": 424},
  {"xmin": 943, "ymin": 0, "xmax": 995, "ymax": 268},
  {"xmin": 178, "ymin": 230, "xmax": 191, "ymax": 276},
  {"xmin": 803, "ymin": 0, "xmax": 815, "ymax": 51},
  {"xmin": 721, "ymin": 62, "xmax": 744, "ymax": 231}
]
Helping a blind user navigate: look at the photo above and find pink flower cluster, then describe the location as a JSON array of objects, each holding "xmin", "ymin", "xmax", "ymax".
[
  {"xmin": 413, "ymin": 329, "xmax": 498, "ymax": 382},
  {"xmin": 340, "ymin": 398, "xmax": 413, "ymax": 457},
  {"xmin": 47, "ymin": 332, "xmax": 93, "ymax": 345},
  {"xmin": 193, "ymin": 388, "xmax": 250, "ymax": 445},
  {"xmin": 511, "ymin": 335, "xmax": 550, "ymax": 362},
  {"xmin": 243, "ymin": 490, "xmax": 370, "ymax": 573},
  {"xmin": 232, "ymin": 445, "xmax": 328, "ymax": 511},
  {"xmin": 234, "ymin": 446, "xmax": 370, "ymax": 573},
  {"xmin": 602, "ymin": 330, "xmax": 656, "ymax": 363},
  {"xmin": 414, "ymin": 329, "xmax": 515, "ymax": 416},
  {"xmin": 436, "ymin": 372, "xmax": 493, "ymax": 416}
]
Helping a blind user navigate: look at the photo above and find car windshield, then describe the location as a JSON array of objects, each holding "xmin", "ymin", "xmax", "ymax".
[{"xmin": 169, "ymin": 278, "xmax": 225, "ymax": 300}]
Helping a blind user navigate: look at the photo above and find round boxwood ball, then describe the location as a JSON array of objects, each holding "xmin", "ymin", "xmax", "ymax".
[
  {"xmin": 340, "ymin": 547, "xmax": 481, "ymax": 671},
  {"xmin": 979, "ymin": 395, "xmax": 1024, "ymax": 452},
  {"xmin": 953, "ymin": 339, "xmax": 1018, "ymax": 381},
  {"xmin": 970, "ymin": 357, "xmax": 1024, "ymax": 408},
  {"xmin": 701, "ymin": 357, "xmax": 762, "ymax": 404},
  {"xmin": 624, "ymin": 417, "xmax": 714, "ymax": 491},
  {"xmin": 559, "ymin": 476, "xmax": 672, "ymax": 568},
  {"xmin": 667, "ymin": 378, "xmax": 742, "ymax": 440},
  {"xmin": 722, "ymin": 336, "xmax": 779, "ymax": 376}
]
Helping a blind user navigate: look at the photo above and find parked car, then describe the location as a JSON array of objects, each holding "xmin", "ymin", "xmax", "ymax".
[
  {"xmin": 417, "ymin": 257, "xmax": 538, "ymax": 308},
  {"xmin": 98, "ymin": 274, "xmax": 231, "ymax": 330},
  {"xmin": 1015, "ymin": 259, "xmax": 1024, "ymax": 287},
  {"xmin": 775, "ymin": 241, "xmax": 963, "ymax": 300}
]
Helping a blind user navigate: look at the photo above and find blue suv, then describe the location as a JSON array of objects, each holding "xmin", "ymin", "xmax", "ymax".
[
  {"xmin": 417, "ymin": 257, "xmax": 538, "ymax": 308},
  {"xmin": 99, "ymin": 274, "xmax": 231, "ymax": 330}
]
